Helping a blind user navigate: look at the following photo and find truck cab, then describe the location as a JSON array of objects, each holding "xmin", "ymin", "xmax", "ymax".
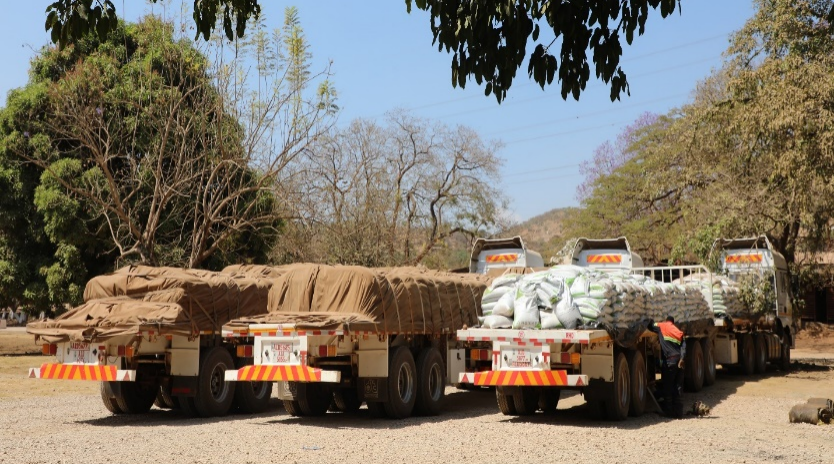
[
  {"xmin": 571, "ymin": 237, "xmax": 644, "ymax": 270},
  {"xmin": 469, "ymin": 236, "xmax": 544, "ymax": 274},
  {"xmin": 712, "ymin": 235, "xmax": 795, "ymax": 342}
]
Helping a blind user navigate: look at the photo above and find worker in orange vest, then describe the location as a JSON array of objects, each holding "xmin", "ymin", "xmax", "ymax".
[{"xmin": 650, "ymin": 316, "xmax": 686, "ymax": 418}]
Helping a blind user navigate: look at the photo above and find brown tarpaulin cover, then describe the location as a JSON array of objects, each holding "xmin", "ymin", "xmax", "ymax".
[
  {"xmin": 28, "ymin": 266, "xmax": 272, "ymax": 343},
  {"xmin": 221, "ymin": 264, "xmax": 291, "ymax": 279},
  {"xmin": 224, "ymin": 264, "xmax": 490, "ymax": 333}
]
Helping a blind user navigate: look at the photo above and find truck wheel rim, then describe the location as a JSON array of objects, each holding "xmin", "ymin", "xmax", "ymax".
[
  {"xmin": 397, "ymin": 364, "xmax": 414, "ymax": 403},
  {"xmin": 618, "ymin": 364, "xmax": 628, "ymax": 408},
  {"xmin": 210, "ymin": 364, "xmax": 229, "ymax": 401},
  {"xmin": 636, "ymin": 367, "xmax": 645, "ymax": 403},
  {"xmin": 428, "ymin": 363, "xmax": 442, "ymax": 401}
]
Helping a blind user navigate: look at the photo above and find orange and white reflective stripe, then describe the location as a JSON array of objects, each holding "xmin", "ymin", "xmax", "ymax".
[
  {"xmin": 725, "ymin": 254, "xmax": 763, "ymax": 264},
  {"xmin": 225, "ymin": 365, "xmax": 340, "ymax": 383},
  {"xmin": 586, "ymin": 254, "xmax": 623, "ymax": 264},
  {"xmin": 223, "ymin": 329, "xmax": 347, "ymax": 338},
  {"xmin": 29, "ymin": 363, "xmax": 136, "ymax": 381},
  {"xmin": 485, "ymin": 253, "xmax": 519, "ymax": 263},
  {"xmin": 458, "ymin": 370, "xmax": 587, "ymax": 387}
]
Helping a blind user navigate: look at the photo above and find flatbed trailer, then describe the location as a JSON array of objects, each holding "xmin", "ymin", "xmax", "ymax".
[{"xmin": 455, "ymin": 323, "xmax": 715, "ymax": 420}]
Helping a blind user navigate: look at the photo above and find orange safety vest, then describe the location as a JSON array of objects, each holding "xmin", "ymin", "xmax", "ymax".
[{"xmin": 657, "ymin": 321, "xmax": 683, "ymax": 345}]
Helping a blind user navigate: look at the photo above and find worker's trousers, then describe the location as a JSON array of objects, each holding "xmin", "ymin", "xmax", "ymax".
[{"xmin": 660, "ymin": 363, "xmax": 685, "ymax": 418}]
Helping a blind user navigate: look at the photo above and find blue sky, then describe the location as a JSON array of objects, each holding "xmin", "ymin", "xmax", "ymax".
[{"xmin": 0, "ymin": 1, "xmax": 755, "ymax": 222}]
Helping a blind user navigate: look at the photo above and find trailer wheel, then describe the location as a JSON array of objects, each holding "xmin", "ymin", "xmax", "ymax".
[
  {"xmin": 738, "ymin": 334, "xmax": 755, "ymax": 376},
  {"xmin": 296, "ymin": 382, "xmax": 331, "ymax": 416},
  {"xmin": 384, "ymin": 346, "xmax": 417, "ymax": 419},
  {"xmin": 414, "ymin": 347, "xmax": 445, "ymax": 416},
  {"xmin": 627, "ymin": 350, "xmax": 647, "ymax": 417},
  {"xmin": 333, "ymin": 388, "xmax": 362, "ymax": 414},
  {"xmin": 753, "ymin": 334, "xmax": 767, "ymax": 374},
  {"xmin": 283, "ymin": 399, "xmax": 303, "ymax": 416},
  {"xmin": 100, "ymin": 382, "xmax": 124, "ymax": 414},
  {"xmin": 234, "ymin": 381, "xmax": 272, "ymax": 414},
  {"xmin": 495, "ymin": 387, "xmax": 517, "ymax": 416},
  {"xmin": 194, "ymin": 347, "xmax": 236, "ymax": 417},
  {"xmin": 154, "ymin": 385, "xmax": 177, "ymax": 409},
  {"xmin": 115, "ymin": 381, "xmax": 158, "ymax": 414},
  {"xmin": 605, "ymin": 352, "xmax": 630, "ymax": 421},
  {"xmin": 512, "ymin": 386, "xmax": 539, "ymax": 416},
  {"xmin": 780, "ymin": 338, "xmax": 791, "ymax": 372},
  {"xmin": 538, "ymin": 388, "xmax": 560, "ymax": 414},
  {"xmin": 684, "ymin": 340, "xmax": 704, "ymax": 392},
  {"xmin": 701, "ymin": 338, "xmax": 716, "ymax": 386}
]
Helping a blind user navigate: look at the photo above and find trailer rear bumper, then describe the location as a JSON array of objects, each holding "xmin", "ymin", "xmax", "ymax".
[
  {"xmin": 458, "ymin": 370, "xmax": 588, "ymax": 387},
  {"xmin": 224, "ymin": 364, "xmax": 340, "ymax": 383},
  {"xmin": 28, "ymin": 363, "xmax": 136, "ymax": 381}
]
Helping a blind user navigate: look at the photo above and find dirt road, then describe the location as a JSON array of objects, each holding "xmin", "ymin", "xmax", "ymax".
[{"xmin": 1, "ymin": 328, "xmax": 832, "ymax": 464}]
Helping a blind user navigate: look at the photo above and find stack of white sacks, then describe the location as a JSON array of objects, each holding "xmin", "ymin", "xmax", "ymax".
[
  {"xmin": 479, "ymin": 265, "xmax": 712, "ymax": 330},
  {"xmin": 690, "ymin": 276, "xmax": 745, "ymax": 319}
]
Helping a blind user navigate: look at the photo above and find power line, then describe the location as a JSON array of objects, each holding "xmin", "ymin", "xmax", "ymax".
[
  {"xmin": 503, "ymin": 163, "xmax": 579, "ymax": 178},
  {"xmin": 490, "ymin": 92, "xmax": 688, "ymax": 137},
  {"xmin": 373, "ymin": 32, "xmax": 733, "ymax": 118},
  {"xmin": 435, "ymin": 54, "xmax": 718, "ymax": 120},
  {"xmin": 504, "ymin": 120, "xmax": 627, "ymax": 145},
  {"xmin": 505, "ymin": 172, "xmax": 577, "ymax": 185}
]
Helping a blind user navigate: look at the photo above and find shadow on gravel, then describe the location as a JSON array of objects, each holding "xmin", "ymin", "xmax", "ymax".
[
  {"xmin": 75, "ymin": 398, "xmax": 290, "ymax": 427},
  {"xmin": 262, "ymin": 388, "xmax": 499, "ymax": 430}
]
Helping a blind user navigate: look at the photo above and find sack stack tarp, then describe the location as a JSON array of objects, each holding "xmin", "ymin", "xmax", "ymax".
[
  {"xmin": 223, "ymin": 265, "xmax": 490, "ymax": 334},
  {"xmin": 476, "ymin": 265, "xmax": 715, "ymax": 346},
  {"xmin": 28, "ymin": 265, "xmax": 276, "ymax": 343}
]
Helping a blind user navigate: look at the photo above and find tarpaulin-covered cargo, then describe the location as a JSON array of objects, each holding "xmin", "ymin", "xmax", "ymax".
[
  {"xmin": 28, "ymin": 266, "xmax": 272, "ymax": 343},
  {"xmin": 224, "ymin": 264, "xmax": 490, "ymax": 333},
  {"xmin": 221, "ymin": 264, "xmax": 291, "ymax": 279}
]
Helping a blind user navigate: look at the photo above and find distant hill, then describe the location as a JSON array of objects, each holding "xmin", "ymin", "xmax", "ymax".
[{"xmin": 501, "ymin": 207, "xmax": 577, "ymax": 262}]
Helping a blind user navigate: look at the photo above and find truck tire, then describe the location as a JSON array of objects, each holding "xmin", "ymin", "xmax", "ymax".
[
  {"xmin": 414, "ymin": 347, "xmax": 445, "ymax": 416},
  {"xmin": 738, "ymin": 334, "xmax": 755, "ymax": 376},
  {"xmin": 115, "ymin": 381, "xmax": 158, "ymax": 414},
  {"xmin": 194, "ymin": 347, "xmax": 236, "ymax": 417},
  {"xmin": 333, "ymin": 388, "xmax": 362, "ymax": 413},
  {"xmin": 538, "ymin": 388, "xmax": 560, "ymax": 414},
  {"xmin": 753, "ymin": 334, "xmax": 767, "ymax": 374},
  {"xmin": 627, "ymin": 350, "xmax": 647, "ymax": 417},
  {"xmin": 283, "ymin": 399, "xmax": 303, "ymax": 416},
  {"xmin": 684, "ymin": 340, "xmax": 704, "ymax": 392},
  {"xmin": 701, "ymin": 338, "xmax": 716, "ymax": 386},
  {"xmin": 234, "ymin": 381, "xmax": 272, "ymax": 414},
  {"xmin": 154, "ymin": 385, "xmax": 177, "ymax": 409},
  {"xmin": 100, "ymin": 382, "xmax": 124, "ymax": 414},
  {"xmin": 605, "ymin": 352, "xmax": 630, "ymax": 421},
  {"xmin": 780, "ymin": 338, "xmax": 791, "ymax": 372},
  {"xmin": 495, "ymin": 387, "xmax": 517, "ymax": 415},
  {"xmin": 384, "ymin": 346, "xmax": 417, "ymax": 419},
  {"xmin": 296, "ymin": 382, "xmax": 331, "ymax": 416},
  {"xmin": 512, "ymin": 386, "xmax": 538, "ymax": 416}
]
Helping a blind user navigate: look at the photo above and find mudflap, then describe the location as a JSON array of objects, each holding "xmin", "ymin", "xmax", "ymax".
[
  {"xmin": 360, "ymin": 378, "xmax": 388, "ymax": 403},
  {"xmin": 171, "ymin": 375, "xmax": 198, "ymax": 397}
]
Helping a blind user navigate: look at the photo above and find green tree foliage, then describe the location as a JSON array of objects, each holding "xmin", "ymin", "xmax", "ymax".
[
  {"xmin": 45, "ymin": 0, "xmax": 260, "ymax": 47},
  {"xmin": 571, "ymin": 0, "xmax": 834, "ymax": 273},
  {"xmin": 1, "ymin": 14, "xmax": 333, "ymax": 313},
  {"xmin": 43, "ymin": 1, "xmax": 681, "ymax": 104},
  {"xmin": 405, "ymin": 0, "xmax": 680, "ymax": 102}
]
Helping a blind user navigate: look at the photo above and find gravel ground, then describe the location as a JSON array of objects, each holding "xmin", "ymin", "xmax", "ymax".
[{"xmin": 1, "ymin": 364, "xmax": 833, "ymax": 464}]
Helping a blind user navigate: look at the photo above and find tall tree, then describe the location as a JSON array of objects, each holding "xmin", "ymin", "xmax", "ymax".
[
  {"xmin": 0, "ymin": 11, "xmax": 336, "ymax": 312},
  {"xmin": 282, "ymin": 111, "xmax": 505, "ymax": 269}
]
